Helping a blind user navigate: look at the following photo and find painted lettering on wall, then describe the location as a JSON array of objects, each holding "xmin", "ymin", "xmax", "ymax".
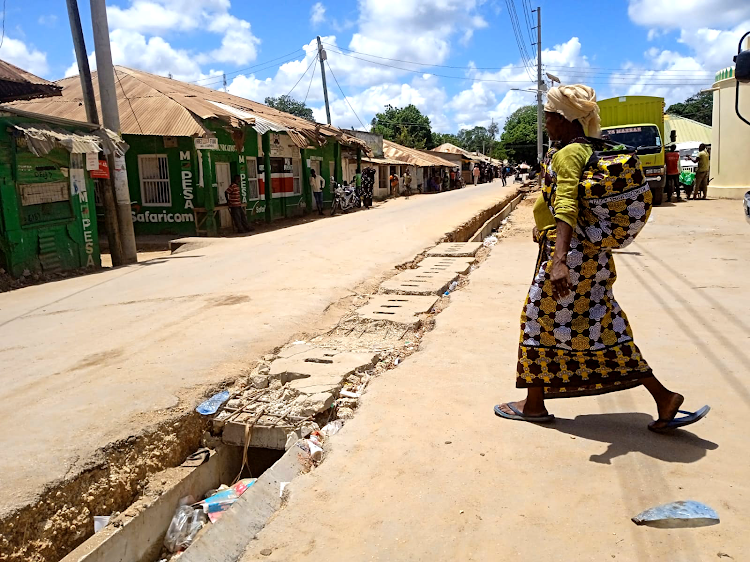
[
  {"xmin": 180, "ymin": 151, "xmax": 194, "ymax": 210},
  {"xmin": 72, "ymin": 169, "xmax": 95, "ymax": 267},
  {"xmin": 218, "ymin": 144, "xmax": 237, "ymax": 152},
  {"xmin": 131, "ymin": 211, "xmax": 195, "ymax": 223}
]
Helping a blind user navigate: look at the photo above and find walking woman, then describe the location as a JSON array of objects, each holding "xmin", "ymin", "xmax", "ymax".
[{"xmin": 495, "ymin": 85, "xmax": 709, "ymax": 433}]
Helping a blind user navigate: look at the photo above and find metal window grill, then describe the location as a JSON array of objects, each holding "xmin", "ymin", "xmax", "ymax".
[
  {"xmin": 246, "ymin": 157, "xmax": 259, "ymax": 200},
  {"xmin": 292, "ymin": 158, "xmax": 301, "ymax": 195},
  {"xmin": 138, "ymin": 154, "xmax": 171, "ymax": 206}
]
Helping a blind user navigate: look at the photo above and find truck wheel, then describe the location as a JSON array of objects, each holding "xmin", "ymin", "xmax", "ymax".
[{"xmin": 651, "ymin": 184, "xmax": 664, "ymax": 206}]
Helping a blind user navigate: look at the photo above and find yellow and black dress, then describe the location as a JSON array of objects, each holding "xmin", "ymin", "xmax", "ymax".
[{"xmin": 517, "ymin": 141, "xmax": 653, "ymax": 398}]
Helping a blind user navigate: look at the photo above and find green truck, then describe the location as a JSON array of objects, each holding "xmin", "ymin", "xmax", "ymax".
[{"xmin": 598, "ymin": 96, "xmax": 666, "ymax": 205}]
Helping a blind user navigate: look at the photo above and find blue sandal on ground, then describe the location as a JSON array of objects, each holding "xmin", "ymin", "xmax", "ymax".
[
  {"xmin": 648, "ymin": 405, "xmax": 710, "ymax": 433},
  {"xmin": 494, "ymin": 403, "xmax": 555, "ymax": 423}
]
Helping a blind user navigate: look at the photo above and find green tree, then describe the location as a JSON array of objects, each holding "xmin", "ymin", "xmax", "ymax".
[
  {"xmin": 370, "ymin": 104, "xmax": 434, "ymax": 149},
  {"xmin": 432, "ymin": 132, "xmax": 463, "ymax": 148},
  {"xmin": 666, "ymin": 91, "xmax": 713, "ymax": 126},
  {"xmin": 457, "ymin": 126, "xmax": 494, "ymax": 154},
  {"xmin": 499, "ymin": 105, "xmax": 543, "ymax": 164},
  {"xmin": 264, "ymin": 95, "xmax": 315, "ymax": 121}
]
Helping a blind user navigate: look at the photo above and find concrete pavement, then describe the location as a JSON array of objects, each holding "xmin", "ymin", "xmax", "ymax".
[
  {"xmin": 241, "ymin": 197, "xmax": 748, "ymax": 561},
  {"xmin": 0, "ymin": 181, "xmax": 516, "ymax": 520}
]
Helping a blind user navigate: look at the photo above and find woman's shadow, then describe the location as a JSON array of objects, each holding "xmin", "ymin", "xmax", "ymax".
[{"xmin": 540, "ymin": 413, "xmax": 718, "ymax": 465}]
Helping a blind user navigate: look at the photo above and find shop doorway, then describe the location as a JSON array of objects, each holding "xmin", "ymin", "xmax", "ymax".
[{"xmin": 215, "ymin": 162, "xmax": 231, "ymax": 204}]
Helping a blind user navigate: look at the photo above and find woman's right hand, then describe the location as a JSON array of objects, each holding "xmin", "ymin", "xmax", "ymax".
[{"xmin": 532, "ymin": 226, "xmax": 540, "ymax": 243}]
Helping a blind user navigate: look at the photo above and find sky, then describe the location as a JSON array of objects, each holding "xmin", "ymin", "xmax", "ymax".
[{"xmin": 1, "ymin": 0, "xmax": 748, "ymax": 133}]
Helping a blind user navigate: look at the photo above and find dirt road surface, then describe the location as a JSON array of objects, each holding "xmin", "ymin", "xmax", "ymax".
[
  {"xmin": 0, "ymin": 181, "xmax": 515, "ymax": 520},
  {"xmin": 242, "ymin": 198, "xmax": 748, "ymax": 561}
]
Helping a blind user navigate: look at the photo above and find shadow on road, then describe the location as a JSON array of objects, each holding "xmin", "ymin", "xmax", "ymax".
[{"xmin": 544, "ymin": 412, "xmax": 718, "ymax": 465}]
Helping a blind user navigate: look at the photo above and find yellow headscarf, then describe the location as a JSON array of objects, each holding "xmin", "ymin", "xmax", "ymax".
[{"xmin": 544, "ymin": 84, "xmax": 601, "ymax": 138}]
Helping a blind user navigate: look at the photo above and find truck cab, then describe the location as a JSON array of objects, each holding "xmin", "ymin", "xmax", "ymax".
[{"xmin": 598, "ymin": 96, "xmax": 666, "ymax": 205}]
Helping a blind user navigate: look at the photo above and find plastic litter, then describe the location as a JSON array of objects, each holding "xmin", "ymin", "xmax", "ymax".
[
  {"xmin": 198, "ymin": 478, "xmax": 257, "ymax": 523},
  {"xmin": 448, "ymin": 280, "xmax": 458, "ymax": 292},
  {"xmin": 483, "ymin": 234, "xmax": 498, "ymax": 247},
  {"xmin": 164, "ymin": 505, "xmax": 207, "ymax": 552},
  {"xmin": 443, "ymin": 291, "xmax": 451, "ymax": 296},
  {"xmin": 305, "ymin": 439, "xmax": 324, "ymax": 461},
  {"xmin": 320, "ymin": 420, "xmax": 344, "ymax": 436},
  {"xmin": 632, "ymin": 501, "xmax": 719, "ymax": 528},
  {"xmin": 196, "ymin": 390, "xmax": 230, "ymax": 415},
  {"xmin": 93, "ymin": 515, "xmax": 110, "ymax": 533},
  {"xmin": 339, "ymin": 389, "xmax": 360, "ymax": 399}
]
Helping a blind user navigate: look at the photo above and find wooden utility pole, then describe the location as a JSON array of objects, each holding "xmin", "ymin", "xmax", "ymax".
[
  {"xmin": 535, "ymin": 6, "xmax": 543, "ymax": 164},
  {"xmin": 66, "ymin": 0, "xmax": 124, "ymax": 266},
  {"xmin": 90, "ymin": 0, "xmax": 138, "ymax": 264},
  {"xmin": 316, "ymin": 36, "xmax": 332, "ymax": 125}
]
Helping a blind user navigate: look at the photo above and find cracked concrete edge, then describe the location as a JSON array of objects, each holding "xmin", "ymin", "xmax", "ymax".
[
  {"xmin": 179, "ymin": 443, "xmax": 312, "ymax": 562},
  {"xmin": 469, "ymin": 192, "xmax": 525, "ymax": 243}
]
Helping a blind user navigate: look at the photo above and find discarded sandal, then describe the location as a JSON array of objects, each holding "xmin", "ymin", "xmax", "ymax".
[
  {"xmin": 648, "ymin": 405, "xmax": 711, "ymax": 433},
  {"xmin": 494, "ymin": 403, "xmax": 555, "ymax": 423}
]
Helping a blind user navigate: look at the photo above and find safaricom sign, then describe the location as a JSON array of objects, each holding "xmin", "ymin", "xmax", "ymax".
[{"xmin": 132, "ymin": 210, "xmax": 195, "ymax": 223}]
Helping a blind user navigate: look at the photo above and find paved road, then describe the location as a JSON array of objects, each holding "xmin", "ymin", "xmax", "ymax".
[
  {"xmin": 0, "ymin": 181, "xmax": 515, "ymax": 516},
  {"xmin": 242, "ymin": 198, "xmax": 748, "ymax": 561}
]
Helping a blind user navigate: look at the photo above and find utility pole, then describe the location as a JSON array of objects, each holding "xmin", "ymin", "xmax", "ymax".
[
  {"xmin": 66, "ymin": 0, "xmax": 125, "ymax": 266},
  {"xmin": 535, "ymin": 6, "xmax": 543, "ymax": 164},
  {"xmin": 316, "ymin": 36, "xmax": 332, "ymax": 125},
  {"xmin": 90, "ymin": 0, "xmax": 137, "ymax": 264},
  {"xmin": 223, "ymin": 73, "xmax": 227, "ymax": 92}
]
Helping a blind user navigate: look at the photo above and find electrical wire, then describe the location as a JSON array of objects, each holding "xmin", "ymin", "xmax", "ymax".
[
  {"xmin": 505, "ymin": 0, "xmax": 535, "ymax": 81},
  {"xmin": 286, "ymin": 55, "xmax": 318, "ymax": 98},
  {"xmin": 0, "ymin": 0, "xmax": 6, "ymax": 50},
  {"xmin": 194, "ymin": 53, "xmax": 308, "ymax": 89},
  {"xmin": 114, "ymin": 68, "xmax": 145, "ymax": 135},
  {"xmin": 303, "ymin": 54, "xmax": 318, "ymax": 104},
  {"xmin": 325, "ymin": 60, "xmax": 367, "ymax": 130},
  {"xmin": 522, "ymin": 0, "xmax": 537, "ymax": 56},
  {"xmin": 188, "ymin": 48, "xmax": 304, "ymax": 84}
]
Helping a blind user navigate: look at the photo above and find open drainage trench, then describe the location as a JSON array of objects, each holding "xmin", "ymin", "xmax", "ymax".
[{"xmin": 1, "ymin": 191, "xmax": 525, "ymax": 562}]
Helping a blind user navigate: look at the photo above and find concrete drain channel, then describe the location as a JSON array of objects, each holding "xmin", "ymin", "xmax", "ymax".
[{"xmin": 7, "ymin": 191, "xmax": 524, "ymax": 562}]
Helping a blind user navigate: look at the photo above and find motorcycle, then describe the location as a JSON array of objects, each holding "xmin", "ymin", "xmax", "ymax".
[{"xmin": 330, "ymin": 179, "xmax": 359, "ymax": 215}]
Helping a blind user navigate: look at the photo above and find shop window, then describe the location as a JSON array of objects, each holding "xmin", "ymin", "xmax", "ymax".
[
  {"xmin": 246, "ymin": 157, "xmax": 259, "ymax": 200},
  {"xmin": 292, "ymin": 158, "xmax": 301, "ymax": 195},
  {"xmin": 138, "ymin": 154, "xmax": 171, "ymax": 206}
]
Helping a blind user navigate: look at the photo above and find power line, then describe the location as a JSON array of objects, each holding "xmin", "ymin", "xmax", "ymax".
[
  {"xmin": 324, "ymin": 59, "xmax": 367, "ymax": 130},
  {"xmin": 286, "ymin": 55, "xmax": 318, "ymax": 98},
  {"xmin": 114, "ymin": 68, "xmax": 145, "ymax": 135},
  {"xmin": 188, "ymin": 49, "xmax": 304, "ymax": 84},
  {"xmin": 303, "ymin": 54, "xmax": 318, "ymax": 105},
  {"xmin": 521, "ymin": 0, "xmax": 536, "ymax": 56},
  {"xmin": 192, "ymin": 54, "xmax": 307, "ymax": 89},
  {"xmin": 0, "ymin": 0, "xmax": 6, "ymax": 50},
  {"xmin": 505, "ymin": 0, "xmax": 535, "ymax": 81}
]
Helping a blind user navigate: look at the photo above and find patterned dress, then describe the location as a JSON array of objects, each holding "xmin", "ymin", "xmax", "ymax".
[{"xmin": 516, "ymin": 142, "xmax": 653, "ymax": 398}]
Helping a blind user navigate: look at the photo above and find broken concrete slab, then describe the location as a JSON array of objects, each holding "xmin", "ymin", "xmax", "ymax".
[
  {"xmin": 381, "ymin": 269, "xmax": 458, "ymax": 295},
  {"xmin": 222, "ymin": 418, "xmax": 297, "ymax": 449},
  {"xmin": 426, "ymin": 242, "xmax": 483, "ymax": 257},
  {"xmin": 417, "ymin": 257, "xmax": 475, "ymax": 274},
  {"xmin": 357, "ymin": 295, "xmax": 439, "ymax": 325},
  {"xmin": 270, "ymin": 345, "xmax": 378, "ymax": 394}
]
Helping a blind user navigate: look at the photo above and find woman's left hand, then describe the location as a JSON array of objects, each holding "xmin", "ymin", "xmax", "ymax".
[{"xmin": 550, "ymin": 259, "xmax": 572, "ymax": 300}]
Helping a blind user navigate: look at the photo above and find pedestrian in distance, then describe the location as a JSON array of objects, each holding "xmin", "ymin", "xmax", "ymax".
[
  {"xmin": 226, "ymin": 175, "xmax": 254, "ymax": 233},
  {"xmin": 310, "ymin": 169, "xmax": 324, "ymax": 215},
  {"xmin": 403, "ymin": 169, "xmax": 412, "ymax": 198},
  {"xmin": 495, "ymin": 84, "xmax": 709, "ymax": 433},
  {"xmin": 390, "ymin": 171, "xmax": 400, "ymax": 197},
  {"xmin": 690, "ymin": 144, "xmax": 710, "ymax": 200},
  {"xmin": 472, "ymin": 164, "xmax": 480, "ymax": 186},
  {"xmin": 665, "ymin": 144, "xmax": 681, "ymax": 202},
  {"xmin": 501, "ymin": 166, "xmax": 508, "ymax": 187}
]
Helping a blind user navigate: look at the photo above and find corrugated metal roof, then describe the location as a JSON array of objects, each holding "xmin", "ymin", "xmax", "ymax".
[
  {"xmin": 0, "ymin": 59, "xmax": 61, "ymax": 102},
  {"xmin": 5, "ymin": 66, "xmax": 370, "ymax": 153},
  {"xmin": 360, "ymin": 155, "xmax": 410, "ymax": 166},
  {"xmin": 664, "ymin": 114, "xmax": 712, "ymax": 145},
  {"xmin": 383, "ymin": 140, "xmax": 454, "ymax": 167},
  {"xmin": 433, "ymin": 142, "xmax": 485, "ymax": 161}
]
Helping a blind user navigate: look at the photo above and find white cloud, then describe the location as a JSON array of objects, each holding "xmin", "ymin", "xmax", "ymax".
[
  {"xmin": 38, "ymin": 15, "xmax": 58, "ymax": 27},
  {"xmin": 311, "ymin": 2, "xmax": 326, "ymax": 25},
  {"xmin": 106, "ymin": 0, "xmax": 259, "ymax": 67},
  {"xmin": 0, "ymin": 37, "xmax": 49, "ymax": 76},
  {"xmin": 627, "ymin": 0, "xmax": 750, "ymax": 30}
]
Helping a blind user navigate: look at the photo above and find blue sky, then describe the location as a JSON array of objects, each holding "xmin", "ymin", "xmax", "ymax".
[{"xmin": 2, "ymin": 0, "xmax": 748, "ymax": 132}]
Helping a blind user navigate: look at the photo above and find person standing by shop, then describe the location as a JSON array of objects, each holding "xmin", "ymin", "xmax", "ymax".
[
  {"xmin": 310, "ymin": 169, "xmax": 324, "ymax": 215},
  {"xmin": 691, "ymin": 144, "xmax": 710, "ymax": 199},
  {"xmin": 403, "ymin": 169, "xmax": 413, "ymax": 198},
  {"xmin": 665, "ymin": 145, "xmax": 681, "ymax": 202},
  {"xmin": 227, "ymin": 175, "xmax": 253, "ymax": 233},
  {"xmin": 390, "ymin": 170, "xmax": 400, "ymax": 197},
  {"xmin": 472, "ymin": 164, "xmax": 480, "ymax": 186}
]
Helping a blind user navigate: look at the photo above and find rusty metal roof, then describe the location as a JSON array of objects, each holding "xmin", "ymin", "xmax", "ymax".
[
  {"xmin": 383, "ymin": 140, "xmax": 455, "ymax": 167},
  {"xmin": 433, "ymin": 142, "xmax": 485, "ymax": 161},
  {"xmin": 0, "ymin": 59, "xmax": 61, "ymax": 102},
  {"xmin": 6, "ymin": 66, "xmax": 369, "ymax": 152}
]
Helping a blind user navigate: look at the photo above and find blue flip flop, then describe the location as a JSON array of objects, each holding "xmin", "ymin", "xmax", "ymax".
[
  {"xmin": 648, "ymin": 405, "xmax": 711, "ymax": 433},
  {"xmin": 494, "ymin": 403, "xmax": 555, "ymax": 423}
]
